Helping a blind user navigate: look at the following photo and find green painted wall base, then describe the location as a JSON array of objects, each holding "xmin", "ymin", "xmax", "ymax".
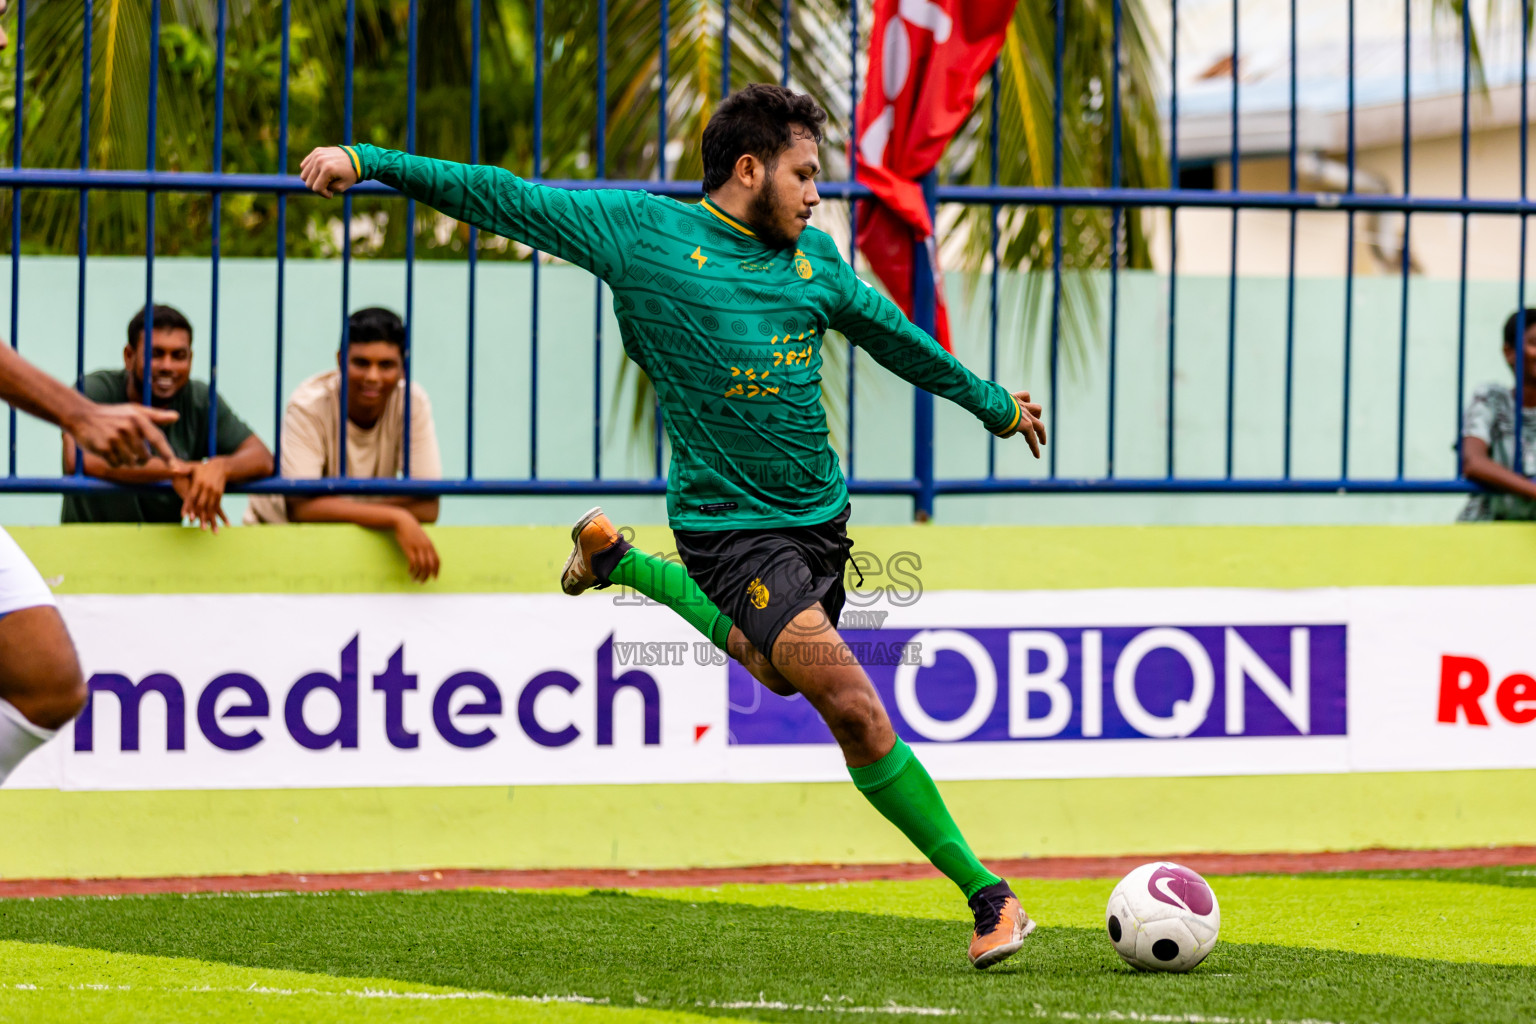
[
  {"xmin": 3, "ymin": 770, "xmax": 1532, "ymax": 880},
  {"xmin": 14, "ymin": 522, "xmax": 1536, "ymax": 593}
]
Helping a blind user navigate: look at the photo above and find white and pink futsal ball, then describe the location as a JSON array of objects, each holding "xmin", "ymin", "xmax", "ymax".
[{"xmin": 1105, "ymin": 862, "xmax": 1221, "ymax": 972}]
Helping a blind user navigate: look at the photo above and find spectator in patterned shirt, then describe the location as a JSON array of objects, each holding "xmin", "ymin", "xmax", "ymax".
[{"xmin": 1459, "ymin": 308, "xmax": 1536, "ymax": 521}]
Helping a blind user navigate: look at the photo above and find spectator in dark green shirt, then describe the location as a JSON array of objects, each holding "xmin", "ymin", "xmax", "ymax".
[{"xmin": 61, "ymin": 304, "xmax": 273, "ymax": 529}]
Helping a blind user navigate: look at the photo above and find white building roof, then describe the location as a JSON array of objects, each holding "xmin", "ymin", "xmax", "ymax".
[{"xmin": 1162, "ymin": 0, "xmax": 1535, "ymax": 160}]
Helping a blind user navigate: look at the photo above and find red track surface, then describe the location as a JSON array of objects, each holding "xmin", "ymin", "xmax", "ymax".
[{"xmin": 2, "ymin": 846, "xmax": 1533, "ymax": 899}]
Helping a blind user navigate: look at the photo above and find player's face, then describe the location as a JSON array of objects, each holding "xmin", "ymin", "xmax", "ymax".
[
  {"xmin": 748, "ymin": 128, "xmax": 821, "ymax": 249},
  {"xmin": 342, "ymin": 341, "xmax": 404, "ymax": 421},
  {"xmin": 124, "ymin": 328, "xmax": 192, "ymax": 404},
  {"xmin": 1506, "ymin": 324, "xmax": 1536, "ymax": 389}
]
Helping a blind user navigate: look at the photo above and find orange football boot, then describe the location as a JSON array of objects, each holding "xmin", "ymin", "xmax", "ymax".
[
  {"xmin": 967, "ymin": 880, "xmax": 1035, "ymax": 969},
  {"xmin": 561, "ymin": 506, "xmax": 622, "ymax": 595}
]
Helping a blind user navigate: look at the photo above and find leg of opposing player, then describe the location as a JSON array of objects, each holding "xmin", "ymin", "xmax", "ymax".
[
  {"xmin": 0, "ymin": 532, "xmax": 85, "ymax": 787},
  {"xmin": 768, "ymin": 604, "xmax": 1034, "ymax": 969}
]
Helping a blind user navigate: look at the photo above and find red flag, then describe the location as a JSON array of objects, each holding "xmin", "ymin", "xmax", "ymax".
[{"xmin": 854, "ymin": 0, "xmax": 1017, "ymax": 351}]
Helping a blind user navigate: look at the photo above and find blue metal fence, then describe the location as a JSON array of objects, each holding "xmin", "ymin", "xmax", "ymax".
[{"xmin": 1, "ymin": 1, "xmax": 1529, "ymax": 518}]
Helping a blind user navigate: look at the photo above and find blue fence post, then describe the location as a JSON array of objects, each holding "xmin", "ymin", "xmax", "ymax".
[
  {"xmin": 143, "ymin": 0, "xmax": 160, "ymax": 410},
  {"xmin": 530, "ymin": 0, "xmax": 543, "ymax": 481},
  {"xmin": 1395, "ymin": 0, "xmax": 1413, "ymax": 480},
  {"xmin": 911, "ymin": 172, "xmax": 938, "ymax": 522},
  {"xmin": 73, "ymin": 0, "xmax": 92, "ymax": 484},
  {"xmin": 466, "ymin": 0, "xmax": 481, "ymax": 479},
  {"xmin": 274, "ymin": 0, "xmax": 292, "ymax": 475},
  {"xmin": 593, "ymin": 0, "xmax": 607, "ymax": 480},
  {"xmin": 1516, "ymin": 0, "xmax": 1532, "ymax": 478},
  {"xmin": 8, "ymin": 0, "xmax": 24, "ymax": 478},
  {"xmin": 340, "ymin": 0, "xmax": 355, "ymax": 479},
  {"xmin": 403, "ymin": 0, "xmax": 418, "ymax": 479},
  {"xmin": 846, "ymin": 0, "xmax": 859, "ymax": 482},
  {"xmin": 207, "ymin": 0, "xmax": 226, "ymax": 461},
  {"xmin": 1048, "ymin": 0, "xmax": 1064, "ymax": 481},
  {"xmin": 1282, "ymin": 0, "xmax": 1298, "ymax": 480},
  {"xmin": 721, "ymin": 0, "xmax": 732, "ymax": 99},
  {"xmin": 1166, "ymin": 0, "xmax": 1180, "ymax": 479}
]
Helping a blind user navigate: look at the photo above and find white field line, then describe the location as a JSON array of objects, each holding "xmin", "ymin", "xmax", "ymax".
[
  {"xmin": 0, "ymin": 983, "xmax": 1351, "ymax": 1024},
  {"xmin": 1, "ymin": 983, "xmax": 602, "ymax": 1003},
  {"xmin": 1023, "ymin": 1008, "xmax": 1348, "ymax": 1024}
]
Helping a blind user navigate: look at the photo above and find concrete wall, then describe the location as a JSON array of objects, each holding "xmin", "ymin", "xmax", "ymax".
[
  {"xmin": 1169, "ymin": 126, "xmax": 1536, "ymax": 282},
  {"xmin": 0, "ymin": 255, "xmax": 1515, "ymax": 528}
]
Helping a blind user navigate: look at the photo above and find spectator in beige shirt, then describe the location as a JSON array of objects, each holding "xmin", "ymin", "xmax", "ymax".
[{"xmin": 246, "ymin": 307, "xmax": 443, "ymax": 581}]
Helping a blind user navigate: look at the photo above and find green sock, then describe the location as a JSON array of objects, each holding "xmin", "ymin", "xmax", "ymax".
[
  {"xmin": 609, "ymin": 546, "xmax": 733, "ymax": 650},
  {"xmin": 848, "ymin": 738, "xmax": 1001, "ymax": 899}
]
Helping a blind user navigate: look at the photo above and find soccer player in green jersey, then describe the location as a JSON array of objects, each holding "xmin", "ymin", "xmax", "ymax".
[{"xmin": 300, "ymin": 83, "xmax": 1048, "ymax": 969}]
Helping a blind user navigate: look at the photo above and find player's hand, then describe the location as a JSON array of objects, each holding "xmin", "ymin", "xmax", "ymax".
[
  {"xmin": 392, "ymin": 512, "xmax": 441, "ymax": 583},
  {"xmin": 0, "ymin": 0, "xmax": 11, "ymax": 51},
  {"xmin": 180, "ymin": 459, "xmax": 231, "ymax": 534},
  {"xmin": 299, "ymin": 147, "xmax": 360, "ymax": 198},
  {"xmin": 993, "ymin": 390, "xmax": 1047, "ymax": 458},
  {"xmin": 67, "ymin": 402, "xmax": 180, "ymax": 468}
]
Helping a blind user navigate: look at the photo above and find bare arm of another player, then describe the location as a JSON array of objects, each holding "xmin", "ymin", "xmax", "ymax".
[
  {"xmin": 371, "ymin": 496, "xmax": 440, "ymax": 521},
  {"xmin": 1, "ymin": 345, "xmax": 178, "ymax": 467},
  {"xmin": 287, "ymin": 497, "xmax": 440, "ymax": 582},
  {"xmin": 62, "ymin": 440, "xmax": 189, "ymax": 483},
  {"xmin": 1462, "ymin": 436, "xmax": 1536, "ymax": 501}
]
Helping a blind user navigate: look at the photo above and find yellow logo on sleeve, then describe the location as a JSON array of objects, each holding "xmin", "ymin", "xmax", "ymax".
[
  {"xmin": 793, "ymin": 250, "xmax": 813, "ymax": 279},
  {"xmin": 747, "ymin": 577, "xmax": 771, "ymax": 609},
  {"xmin": 690, "ymin": 246, "xmax": 708, "ymax": 270}
]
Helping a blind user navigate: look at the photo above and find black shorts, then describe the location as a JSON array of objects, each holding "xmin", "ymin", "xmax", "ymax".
[{"xmin": 674, "ymin": 503, "xmax": 854, "ymax": 662}]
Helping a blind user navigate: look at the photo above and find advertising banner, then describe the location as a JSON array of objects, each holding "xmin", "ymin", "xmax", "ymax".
[{"xmin": 8, "ymin": 586, "xmax": 1535, "ymax": 791}]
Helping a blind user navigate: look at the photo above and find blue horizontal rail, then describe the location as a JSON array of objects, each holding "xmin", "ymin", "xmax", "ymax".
[
  {"xmin": 12, "ymin": 169, "xmax": 1536, "ymax": 218},
  {"xmin": 0, "ymin": 477, "xmax": 1479, "ymax": 497}
]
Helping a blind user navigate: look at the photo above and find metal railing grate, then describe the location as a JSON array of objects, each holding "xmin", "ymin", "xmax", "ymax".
[{"xmin": 1, "ymin": 1, "xmax": 1528, "ymax": 518}]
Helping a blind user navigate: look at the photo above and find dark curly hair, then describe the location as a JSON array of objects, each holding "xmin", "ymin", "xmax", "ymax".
[
  {"xmin": 1504, "ymin": 308, "xmax": 1536, "ymax": 348},
  {"xmin": 346, "ymin": 306, "xmax": 406, "ymax": 354},
  {"xmin": 701, "ymin": 84, "xmax": 827, "ymax": 193}
]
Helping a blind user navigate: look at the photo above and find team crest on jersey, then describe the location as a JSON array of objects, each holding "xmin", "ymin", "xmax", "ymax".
[
  {"xmin": 747, "ymin": 577, "xmax": 771, "ymax": 609},
  {"xmin": 793, "ymin": 250, "xmax": 813, "ymax": 280}
]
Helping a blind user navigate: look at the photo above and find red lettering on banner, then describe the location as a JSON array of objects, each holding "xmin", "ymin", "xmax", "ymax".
[
  {"xmin": 1437, "ymin": 655, "xmax": 1490, "ymax": 726},
  {"xmin": 1495, "ymin": 673, "xmax": 1536, "ymax": 725}
]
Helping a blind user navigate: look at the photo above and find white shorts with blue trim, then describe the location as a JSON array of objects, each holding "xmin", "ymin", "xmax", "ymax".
[{"xmin": 0, "ymin": 527, "xmax": 54, "ymax": 617}]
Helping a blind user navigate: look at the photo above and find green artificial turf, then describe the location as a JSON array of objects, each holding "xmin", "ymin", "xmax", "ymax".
[
  {"xmin": 1, "ymin": 884, "xmax": 1534, "ymax": 1024},
  {"xmin": 1295, "ymin": 864, "xmax": 1536, "ymax": 889},
  {"xmin": 0, "ymin": 939, "xmax": 714, "ymax": 1024},
  {"xmin": 630, "ymin": 873, "xmax": 1536, "ymax": 966}
]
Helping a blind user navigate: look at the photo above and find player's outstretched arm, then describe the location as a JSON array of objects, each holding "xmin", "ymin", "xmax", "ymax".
[
  {"xmin": 0, "ymin": 344, "xmax": 178, "ymax": 467},
  {"xmin": 299, "ymin": 144, "xmax": 627, "ymax": 279},
  {"xmin": 828, "ymin": 260, "xmax": 1047, "ymax": 457}
]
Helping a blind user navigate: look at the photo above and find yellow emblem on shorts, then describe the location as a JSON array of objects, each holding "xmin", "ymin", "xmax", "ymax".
[
  {"xmin": 793, "ymin": 250, "xmax": 813, "ymax": 280},
  {"xmin": 747, "ymin": 577, "xmax": 771, "ymax": 610}
]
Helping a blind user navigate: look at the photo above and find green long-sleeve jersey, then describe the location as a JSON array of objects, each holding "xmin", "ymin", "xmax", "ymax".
[{"xmin": 344, "ymin": 143, "xmax": 1021, "ymax": 531}]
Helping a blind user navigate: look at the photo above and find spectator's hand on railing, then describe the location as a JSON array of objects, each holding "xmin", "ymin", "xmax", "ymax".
[
  {"xmin": 391, "ymin": 509, "xmax": 441, "ymax": 583},
  {"xmin": 65, "ymin": 402, "xmax": 180, "ymax": 468},
  {"xmin": 174, "ymin": 459, "xmax": 231, "ymax": 534},
  {"xmin": 992, "ymin": 390, "xmax": 1048, "ymax": 458},
  {"xmin": 299, "ymin": 147, "xmax": 360, "ymax": 199}
]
